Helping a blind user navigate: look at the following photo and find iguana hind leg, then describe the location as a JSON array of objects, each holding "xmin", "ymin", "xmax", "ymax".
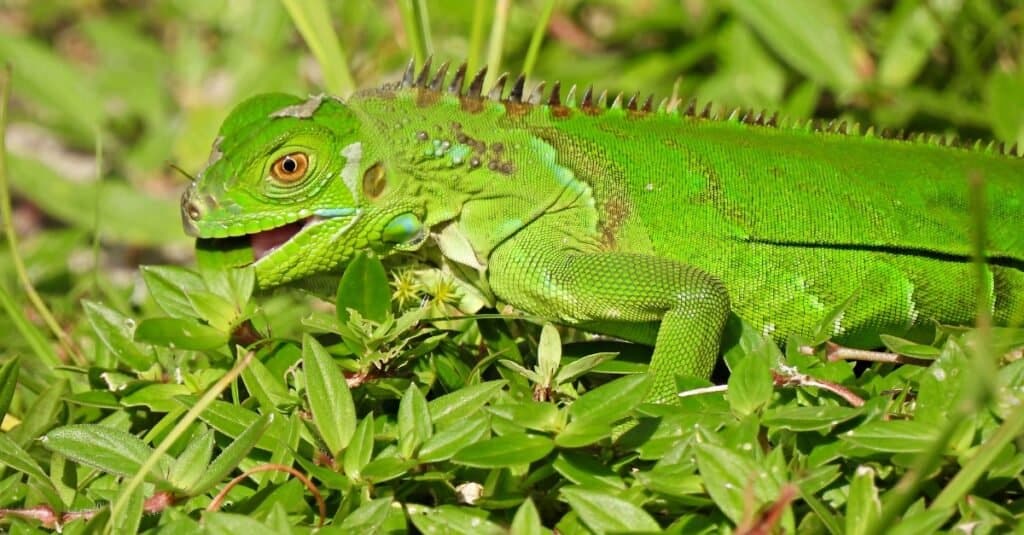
[{"xmin": 488, "ymin": 240, "xmax": 730, "ymax": 403}]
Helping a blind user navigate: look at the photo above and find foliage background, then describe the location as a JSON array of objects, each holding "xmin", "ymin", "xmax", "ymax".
[{"xmin": 0, "ymin": 0, "xmax": 1023, "ymax": 533}]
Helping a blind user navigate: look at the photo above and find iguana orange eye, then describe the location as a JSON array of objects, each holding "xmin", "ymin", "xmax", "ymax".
[{"xmin": 271, "ymin": 153, "xmax": 308, "ymax": 183}]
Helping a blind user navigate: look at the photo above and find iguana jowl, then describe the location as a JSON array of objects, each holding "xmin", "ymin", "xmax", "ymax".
[{"xmin": 181, "ymin": 60, "xmax": 1024, "ymax": 403}]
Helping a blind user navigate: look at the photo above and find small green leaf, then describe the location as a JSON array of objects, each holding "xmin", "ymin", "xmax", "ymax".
[
  {"xmin": 343, "ymin": 413, "xmax": 375, "ymax": 480},
  {"xmin": 427, "ymin": 380, "xmax": 505, "ymax": 425},
  {"xmin": 418, "ymin": 414, "xmax": 491, "ymax": 463},
  {"xmin": 361, "ymin": 456, "xmax": 417, "ymax": 483},
  {"xmin": 536, "ymin": 323, "xmax": 562, "ymax": 385},
  {"xmin": 841, "ymin": 420, "xmax": 941, "ymax": 453},
  {"xmin": 554, "ymin": 352, "xmax": 618, "ymax": 385},
  {"xmin": 498, "ymin": 359, "xmax": 543, "ymax": 383},
  {"xmin": 303, "ymin": 334, "xmax": 356, "ymax": 457},
  {"xmin": 111, "ymin": 484, "xmax": 145, "ymax": 535},
  {"xmin": 510, "ymin": 498, "xmax": 544, "ymax": 535},
  {"xmin": 452, "ymin": 433, "xmax": 553, "ymax": 468},
  {"xmin": 398, "ymin": 385, "xmax": 432, "ymax": 459},
  {"xmin": 487, "ymin": 402, "xmax": 561, "ymax": 432},
  {"xmin": 727, "ymin": 350, "xmax": 774, "ymax": 415},
  {"xmin": 763, "ymin": 405, "xmax": 862, "ymax": 432},
  {"xmin": 168, "ymin": 427, "xmax": 214, "ymax": 493},
  {"xmin": 174, "ymin": 396, "xmax": 285, "ymax": 452},
  {"xmin": 845, "ymin": 466, "xmax": 880, "ymax": 535},
  {"xmin": 336, "ymin": 252, "xmax": 391, "ymax": 323},
  {"xmin": 134, "ymin": 317, "xmax": 228, "ymax": 350},
  {"xmin": 568, "ymin": 373, "xmax": 651, "ymax": 427},
  {"xmin": 0, "ymin": 433, "xmax": 63, "ymax": 507},
  {"xmin": 553, "ymin": 451, "xmax": 626, "ymax": 491},
  {"xmin": 42, "ymin": 425, "xmax": 171, "ymax": 482},
  {"xmin": 407, "ymin": 505, "xmax": 505, "ymax": 535},
  {"xmin": 560, "ymin": 487, "xmax": 661, "ymax": 533},
  {"xmin": 83, "ymin": 301, "xmax": 155, "ymax": 370},
  {"xmin": 7, "ymin": 378, "xmax": 67, "ymax": 447},
  {"xmin": 189, "ymin": 414, "xmax": 271, "ymax": 496},
  {"xmin": 140, "ymin": 265, "xmax": 206, "ymax": 318},
  {"xmin": 695, "ymin": 443, "xmax": 779, "ymax": 523},
  {"xmin": 879, "ymin": 334, "xmax": 941, "ymax": 359},
  {"xmin": 339, "ymin": 497, "xmax": 394, "ymax": 532}
]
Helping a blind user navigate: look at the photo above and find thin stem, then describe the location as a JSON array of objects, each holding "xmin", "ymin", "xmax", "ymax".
[
  {"xmin": 0, "ymin": 65, "xmax": 85, "ymax": 366},
  {"xmin": 522, "ymin": 0, "xmax": 556, "ymax": 80},
  {"xmin": 467, "ymin": 0, "xmax": 489, "ymax": 75},
  {"xmin": 483, "ymin": 0, "xmax": 511, "ymax": 91}
]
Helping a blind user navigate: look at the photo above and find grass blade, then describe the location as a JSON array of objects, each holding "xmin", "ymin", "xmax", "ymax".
[{"xmin": 279, "ymin": 0, "xmax": 355, "ymax": 96}]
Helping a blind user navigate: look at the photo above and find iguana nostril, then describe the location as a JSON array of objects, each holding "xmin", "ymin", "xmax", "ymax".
[{"xmin": 187, "ymin": 202, "xmax": 202, "ymax": 221}]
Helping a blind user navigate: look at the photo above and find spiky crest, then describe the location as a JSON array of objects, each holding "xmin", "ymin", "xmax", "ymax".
[{"xmin": 371, "ymin": 58, "xmax": 1022, "ymax": 158}]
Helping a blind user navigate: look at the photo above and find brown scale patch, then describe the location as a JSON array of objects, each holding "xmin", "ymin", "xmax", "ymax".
[
  {"xmin": 459, "ymin": 97, "xmax": 485, "ymax": 113},
  {"xmin": 502, "ymin": 101, "xmax": 532, "ymax": 117},
  {"xmin": 600, "ymin": 196, "xmax": 629, "ymax": 248},
  {"xmin": 550, "ymin": 105, "xmax": 572, "ymax": 119}
]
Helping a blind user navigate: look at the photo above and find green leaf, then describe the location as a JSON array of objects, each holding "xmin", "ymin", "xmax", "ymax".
[
  {"xmin": 303, "ymin": 334, "xmax": 356, "ymax": 456},
  {"xmin": 361, "ymin": 456, "xmax": 417, "ymax": 484},
  {"xmin": 336, "ymin": 252, "xmax": 391, "ymax": 323},
  {"xmin": 407, "ymin": 505, "xmax": 505, "ymax": 535},
  {"xmin": 568, "ymin": 373, "xmax": 651, "ymax": 426},
  {"xmin": 553, "ymin": 451, "xmax": 626, "ymax": 491},
  {"xmin": 140, "ymin": 265, "xmax": 206, "ymax": 318},
  {"xmin": 203, "ymin": 512, "xmax": 277, "ymax": 535},
  {"xmin": 134, "ymin": 317, "xmax": 228, "ymax": 350},
  {"xmin": 342, "ymin": 413, "xmax": 375, "ymax": 480},
  {"xmin": 0, "ymin": 356, "xmax": 19, "ymax": 419},
  {"xmin": 726, "ymin": 349, "xmax": 775, "ymax": 415},
  {"xmin": 121, "ymin": 384, "xmax": 192, "ymax": 413},
  {"xmin": 841, "ymin": 420, "xmax": 942, "ymax": 453},
  {"xmin": 879, "ymin": 334, "xmax": 941, "ymax": 359},
  {"xmin": 762, "ymin": 405, "xmax": 862, "ymax": 432},
  {"xmin": 0, "ymin": 433, "xmax": 63, "ymax": 507},
  {"xmin": 168, "ymin": 427, "xmax": 214, "ymax": 493},
  {"xmin": 83, "ymin": 301, "xmax": 155, "ymax": 370},
  {"xmin": 111, "ymin": 484, "xmax": 145, "ymax": 535},
  {"xmin": 536, "ymin": 323, "xmax": 562, "ymax": 385},
  {"xmin": 174, "ymin": 396, "xmax": 285, "ymax": 452},
  {"xmin": 452, "ymin": 433, "xmax": 553, "ymax": 468},
  {"xmin": 728, "ymin": 0, "xmax": 865, "ymax": 92},
  {"xmin": 554, "ymin": 352, "xmax": 618, "ymax": 385},
  {"xmin": 510, "ymin": 498, "xmax": 544, "ymax": 535},
  {"xmin": 694, "ymin": 443, "xmax": 779, "ymax": 523},
  {"xmin": 7, "ymin": 378, "xmax": 67, "ymax": 447},
  {"xmin": 427, "ymin": 380, "xmax": 505, "ymax": 425},
  {"xmin": 398, "ymin": 385, "xmax": 432, "ymax": 459},
  {"xmin": 560, "ymin": 487, "xmax": 660, "ymax": 534},
  {"xmin": 188, "ymin": 413, "xmax": 271, "ymax": 496},
  {"xmin": 42, "ymin": 425, "xmax": 170, "ymax": 483},
  {"xmin": 418, "ymin": 414, "xmax": 491, "ymax": 463},
  {"xmin": 339, "ymin": 497, "xmax": 394, "ymax": 533},
  {"xmin": 487, "ymin": 402, "xmax": 561, "ymax": 432},
  {"xmin": 845, "ymin": 466, "xmax": 880, "ymax": 535},
  {"xmin": 557, "ymin": 374, "xmax": 650, "ymax": 447}
]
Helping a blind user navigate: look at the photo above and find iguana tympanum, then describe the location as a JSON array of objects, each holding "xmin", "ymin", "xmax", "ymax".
[{"xmin": 181, "ymin": 60, "xmax": 1024, "ymax": 403}]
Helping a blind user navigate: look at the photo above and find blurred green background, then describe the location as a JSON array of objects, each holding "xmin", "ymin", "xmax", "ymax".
[{"xmin": 0, "ymin": 0, "xmax": 1022, "ymax": 354}]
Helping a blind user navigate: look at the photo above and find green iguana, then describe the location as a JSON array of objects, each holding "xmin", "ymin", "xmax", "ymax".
[{"xmin": 181, "ymin": 60, "xmax": 1024, "ymax": 403}]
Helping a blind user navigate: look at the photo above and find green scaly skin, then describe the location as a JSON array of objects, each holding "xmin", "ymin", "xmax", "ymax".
[{"xmin": 182, "ymin": 61, "xmax": 1024, "ymax": 404}]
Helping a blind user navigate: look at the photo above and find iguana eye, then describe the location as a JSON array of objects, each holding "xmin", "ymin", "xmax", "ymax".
[{"xmin": 270, "ymin": 152, "xmax": 309, "ymax": 183}]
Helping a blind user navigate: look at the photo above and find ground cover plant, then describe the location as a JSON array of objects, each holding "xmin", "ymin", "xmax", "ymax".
[{"xmin": 0, "ymin": 0, "xmax": 1023, "ymax": 533}]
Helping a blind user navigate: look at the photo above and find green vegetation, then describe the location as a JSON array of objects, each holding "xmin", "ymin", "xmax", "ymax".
[{"xmin": 0, "ymin": 1, "xmax": 1023, "ymax": 533}]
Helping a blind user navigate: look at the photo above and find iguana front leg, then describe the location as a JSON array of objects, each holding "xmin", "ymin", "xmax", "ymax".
[{"xmin": 488, "ymin": 234, "xmax": 730, "ymax": 404}]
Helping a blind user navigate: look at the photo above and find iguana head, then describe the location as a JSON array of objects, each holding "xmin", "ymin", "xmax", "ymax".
[{"xmin": 181, "ymin": 93, "xmax": 425, "ymax": 287}]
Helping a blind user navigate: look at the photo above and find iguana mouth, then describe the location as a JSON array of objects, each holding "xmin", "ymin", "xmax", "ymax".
[{"xmin": 251, "ymin": 216, "xmax": 317, "ymax": 261}]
